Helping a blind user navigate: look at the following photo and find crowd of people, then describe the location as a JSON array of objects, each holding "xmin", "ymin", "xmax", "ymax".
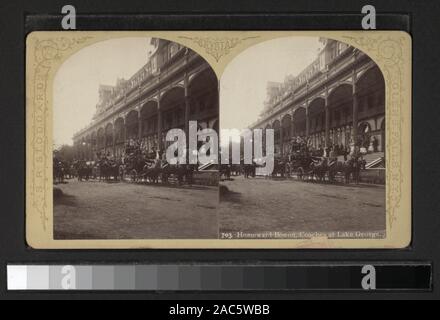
[
  {"xmin": 287, "ymin": 135, "xmax": 376, "ymax": 162},
  {"xmin": 55, "ymin": 135, "xmax": 375, "ymax": 185},
  {"xmin": 54, "ymin": 138, "xmax": 199, "ymax": 184},
  {"xmin": 287, "ymin": 138, "xmax": 368, "ymax": 183},
  {"xmin": 219, "ymin": 137, "xmax": 367, "ymax": 184}
]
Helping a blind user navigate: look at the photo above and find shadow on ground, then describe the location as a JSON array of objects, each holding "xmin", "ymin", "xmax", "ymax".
[
  {"xmin": 219, "ymin": 185, "xmax": 242, "ymax": 203},
  {"xmin": 54, "ymin": 187, "xmax": 77, "ymax": 207}
]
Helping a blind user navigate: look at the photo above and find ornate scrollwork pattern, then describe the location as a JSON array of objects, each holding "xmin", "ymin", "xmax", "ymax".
[
  {"xmin": 179, "ymin": 36, "xmax": 260, "ymax": 62},
  {"xmin": 343, "ymin": 35, "xmax": 407, "ymax": 228},
  {"xmin": 30, "ymin": 36, "xmax": 92, "ymax": 230}
]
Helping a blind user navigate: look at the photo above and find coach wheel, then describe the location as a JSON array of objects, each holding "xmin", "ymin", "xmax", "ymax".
[
  {"xmin": 297, "ymin": 167, "xmax": 304, "ymax": 181},
  {"xmin": 130, "ymin": 169, "xmax": 137, "ymax": 182}
]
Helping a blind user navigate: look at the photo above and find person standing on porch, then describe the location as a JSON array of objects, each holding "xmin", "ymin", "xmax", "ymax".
[{"xmin": 372, "ymin": 136, "xmax": 378, "ymax": 152}]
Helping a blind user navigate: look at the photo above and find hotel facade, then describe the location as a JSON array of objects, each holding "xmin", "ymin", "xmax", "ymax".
[
  {"xmin": 73, "ymin": 38, "xmax": 219, "ymax": 160},
  {"xmin": 250, "ymin": 39, "xmax": 386, "ymax": 157}
]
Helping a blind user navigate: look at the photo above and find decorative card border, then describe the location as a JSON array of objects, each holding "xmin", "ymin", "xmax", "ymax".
[{"xmin": 26, "ymin": 31, "xmax": 411, "ymax": 249}]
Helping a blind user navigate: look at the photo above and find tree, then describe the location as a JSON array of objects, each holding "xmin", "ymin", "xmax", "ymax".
[{"xmin": 54, "ymin": 144, "xmax": 76, "ymax": 163}]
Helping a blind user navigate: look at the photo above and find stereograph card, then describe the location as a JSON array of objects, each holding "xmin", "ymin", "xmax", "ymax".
[{"xmin": 25, "ymin": 30, "xmax": 411, "ymax": 249}]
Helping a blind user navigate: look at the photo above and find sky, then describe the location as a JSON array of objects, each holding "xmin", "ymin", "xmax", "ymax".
[
  {"xmin": 220, "ymin": 36, "xmax": 323, "ymax": 130},
  {"xmin": 53, "ymin": 37, "xmax": 154, "ymax": 147}
]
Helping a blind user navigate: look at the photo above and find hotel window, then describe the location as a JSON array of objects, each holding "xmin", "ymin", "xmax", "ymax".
[
  {"xmin": 162, "ymin": 49, "xmax": 168, "ymax": 65},
  {"xmin": 151, "ymin": 57, "xmax": 157, "ymax": 73},
  {"xmin": 339, "ymin": 42, "xmax": 349, "ymax": 55},
  {"xmin": 330, "ymin": 43, "xmax": 337, "ymax": 60},
  {"xmin": 319, "ymin": 52, "xmax": 325, "ymax": 69},
  {"xmin": 170, "ymin": 43, "xmax": 179, "ymax": 57},
  {"xmin": 145, "ymin": 64, "xmax": 151, "ymax": 76}
]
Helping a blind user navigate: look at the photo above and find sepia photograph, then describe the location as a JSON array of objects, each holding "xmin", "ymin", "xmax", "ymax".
[
  {"xmin": 219, "ymin": 37, "xmax": 386, "ymax": 240},
  {"xmin": 52, "ymin": 37, "xmax": 219, "ymax": 239}
]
